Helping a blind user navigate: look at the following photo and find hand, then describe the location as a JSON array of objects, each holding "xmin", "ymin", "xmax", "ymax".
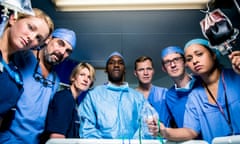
[
  {"xmin": 146, "ymin": 116, "xmax": 159, "ymax": 137},
  {"xmin": 158, "ymin": 122, "xmax": 168, "ymax": 138},
  {"xmin": 228, "ymin": 51, "xmax": 240, "ymax": 74}
]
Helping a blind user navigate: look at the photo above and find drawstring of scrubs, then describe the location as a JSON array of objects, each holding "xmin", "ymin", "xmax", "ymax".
[{"xmin": 118, "ymin": 90, "xmax": 131, "ymax": 144}]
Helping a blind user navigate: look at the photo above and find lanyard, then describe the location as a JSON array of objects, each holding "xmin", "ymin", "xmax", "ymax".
[
  {"xmin": 202, "ymin": 72, "xmax": 233, "ymax": 135},
  {"xmin": 0, "ymin": 54, "xmax": 23, "ymax": 86}
]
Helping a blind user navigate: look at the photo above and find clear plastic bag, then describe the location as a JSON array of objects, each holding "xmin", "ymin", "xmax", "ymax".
[{"xmin": 139, "ymin": 102, "xmax": 159, "ymax": 139}]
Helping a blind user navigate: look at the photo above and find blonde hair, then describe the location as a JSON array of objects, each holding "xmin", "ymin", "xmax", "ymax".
[
  {"xmin": 70, "ymin": 62, "xmax": 96, "ymax": 88},
  {"xmin": 4, "ymin": 8, "xmax": 54, "ymax": 39},
  {"xmin": 17, "ymin": 8, "xmax": 54, "ymax": 37}
]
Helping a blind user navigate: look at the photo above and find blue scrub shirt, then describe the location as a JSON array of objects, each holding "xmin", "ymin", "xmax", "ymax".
[
  {"xmin": 147, "ymin": 85, "xmax": 170, "ymax": 127},
  {"xmin": 184, "ymin": 69, "xmax": 240, "ymax": 143},
  {"xmin": 0, "ymin": 50, "xmax": 60, "ymax": 144},
  {"xmin": 79, "ymin": 82, "xmax": 149, "ymax": 139}
]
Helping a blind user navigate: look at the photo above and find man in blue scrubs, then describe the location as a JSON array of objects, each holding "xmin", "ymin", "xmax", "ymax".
[
  {"xmin": 134, "ymin": 56, "xmax": 170, "ymax": 127},
  {"xmin": 161, "ymin": 46, "xmax": 196, "ymax": 128},
  {"xmin": 79, "ymin": 52, "xmax": 158, "ymax": 139},
  {"xmin": 0, "ymin": 28, "xmax": 77, "ymax": 144}
]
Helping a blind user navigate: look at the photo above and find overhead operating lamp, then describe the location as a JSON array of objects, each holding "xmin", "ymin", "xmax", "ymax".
[{"xmin": 0, "ymin": 0, "xmax": 34, "ymax": 37}]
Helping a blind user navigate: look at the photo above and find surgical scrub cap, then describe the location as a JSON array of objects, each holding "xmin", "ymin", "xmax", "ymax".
[
  {"xmin": 161, "ymin": 46, "xmax": 184, "ymax": 59},
  {"xmin": 184, "ymin": 38, "xmax": 221, "ymax": 58},
  {"xmin": 184, "ymin": 38, "xmax": 209, "ymax": 51},
  {"xmin": 52, "ymin": 28, "xmax": 77, "ymax": 50},
  {"xmin": 106, "ymin": 51, "xmax": 125, "ymax": 64}
]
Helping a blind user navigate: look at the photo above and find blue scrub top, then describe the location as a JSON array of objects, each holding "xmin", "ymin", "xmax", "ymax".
[
  {"xmin": 79, "ymin": 82, "xmax": 148, "ymax": 139},
  {"xmin": 184, "ymin": 69, "xmax": 240, "ymax": 143},
  {"xmin": 45, "ymin": 89, "xmax": 79, "ymax": 138},
  {"xmin": 0, "ymin": 60, "xmax": 23, "ymax": 118},
  {"xmin": 0, "ymin": 50, "xmax": 60, "ymax": 144},
  {"xmin": 166, "ymin": 86, "xmax": 192, "ymax": 128},
  {"xmin": 147, "ymin": 85, "xmax": 170, "ymax": 127}
]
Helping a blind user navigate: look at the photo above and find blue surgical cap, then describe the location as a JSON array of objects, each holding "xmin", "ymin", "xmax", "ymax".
[
  {"xmin": 106, "ymin": 51, "xmax": 125, "ymax": 64},
  {"xmin": 52, "ymin": 28, "xmax": 76, "ymax": 50},
  {"xmin": 184, "ymin": 38, "xmax": 209, "ymax": 51},
  {"xmin": 161, "ymin": 46, "xmax": 184, "ymax": 59},
  {"xmin": 184, "ymin": 38, "xmax": 221, "ymax": 58}
]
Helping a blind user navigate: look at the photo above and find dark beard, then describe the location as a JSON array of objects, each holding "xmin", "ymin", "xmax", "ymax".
[{"xmin": 44, "ymin": 51, "xmax": 63, "ymax": 66}]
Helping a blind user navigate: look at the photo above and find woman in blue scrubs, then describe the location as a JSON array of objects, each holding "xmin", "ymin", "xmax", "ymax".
[
  {"xmin": 0, "ymin": 8, "xmax": 53, "ymax": 125},
  {"xmin": 151, "ymin": 38, "xmax": 240, "ymax": 144},
  {"xmin": 41, "ymin": 62, "xmax": 95, "ymax": 143}
]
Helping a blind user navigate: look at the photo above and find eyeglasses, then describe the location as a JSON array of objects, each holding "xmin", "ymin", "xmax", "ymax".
[
  {"xmin": 163, "ymin": 57, "xmax": 183, "ymax": 67},
  {"xmin": 33, "ymin": 61, "xmax": 55, "ymax": 87}
]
